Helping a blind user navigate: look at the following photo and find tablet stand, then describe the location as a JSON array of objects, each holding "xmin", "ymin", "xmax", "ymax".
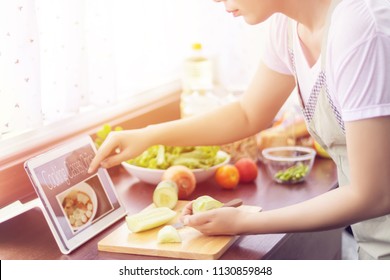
[{"xmin": 0, "ymin": 198, "xmax": 42, "ymax": 223}]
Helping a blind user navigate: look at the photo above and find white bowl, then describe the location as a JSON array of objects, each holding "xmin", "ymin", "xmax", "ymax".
[
  {"xmin": 57, "ymin": 182, "xmax": 98, "ymax": 231},
  {"xmin": 121, "ymin": 151, "xmax": 230, "ymax": 185}
]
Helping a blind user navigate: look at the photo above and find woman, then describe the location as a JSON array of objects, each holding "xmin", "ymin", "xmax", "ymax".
[{"xmin": 89, "ymin": 0, "xmax": 390, "ymax": 259}]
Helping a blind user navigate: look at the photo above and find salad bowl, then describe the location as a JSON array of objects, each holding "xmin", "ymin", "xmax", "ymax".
[{"xmin": 121, "ymin": 146, "xmax": 230, "ymax": 185}]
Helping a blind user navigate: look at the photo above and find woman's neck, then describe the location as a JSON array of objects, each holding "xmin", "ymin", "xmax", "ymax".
[
  {"xmin": 279, "ymin": 0, "xmax": 332, "ymax": 32},
  {"xmin": 276, "ymin": 0, "xmax": 334, "ymax": 67}
]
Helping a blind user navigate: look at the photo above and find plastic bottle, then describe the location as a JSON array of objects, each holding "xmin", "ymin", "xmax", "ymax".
[
  {"xmin": 180, "ymin": 43, "xmax": 220, "ymax": 118},
  {"xmin": 181, "ymin": 43, "xmax": 213, "ymax": 92}
]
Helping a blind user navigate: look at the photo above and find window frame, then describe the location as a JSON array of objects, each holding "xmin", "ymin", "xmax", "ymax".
[{"xmin": 0, "ymin": 81, "xmax": 181, "ymax": 209}]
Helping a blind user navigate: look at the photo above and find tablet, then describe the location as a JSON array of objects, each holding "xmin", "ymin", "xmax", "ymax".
[{"xmin": 24, "ymin": 136, "xmax": 127, "ymax": 254}]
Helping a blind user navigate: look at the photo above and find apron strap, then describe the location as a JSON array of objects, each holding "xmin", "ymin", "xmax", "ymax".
[
  {"xmin": 286, "ymin": 0, "xmax": 343, "ymax": 106},
  {"xmin": 286, "ymin": 0, "xmax": 345, "ymax": 132}
]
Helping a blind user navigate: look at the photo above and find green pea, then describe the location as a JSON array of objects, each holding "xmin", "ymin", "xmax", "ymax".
[{"xmin": 274, "ymin": 163, "xmax": 309, "ymax": 183}]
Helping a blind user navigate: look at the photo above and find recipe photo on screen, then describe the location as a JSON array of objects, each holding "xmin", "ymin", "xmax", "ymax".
[{"xmin": 32, "ymin": 144, "xmax": 118, "ymax": 240}]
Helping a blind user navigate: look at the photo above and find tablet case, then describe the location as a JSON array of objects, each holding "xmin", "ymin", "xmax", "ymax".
[{"xmin": 24, "ymin": 136, "xmax": 126, "ymax": 254}]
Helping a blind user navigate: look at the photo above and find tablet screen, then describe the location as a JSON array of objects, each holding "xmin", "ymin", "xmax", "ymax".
[{"xmin": 24, "ymin": 136, "xmax": 126, "ymax": 254}]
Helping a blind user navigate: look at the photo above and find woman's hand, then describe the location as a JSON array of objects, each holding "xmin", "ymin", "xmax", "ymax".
[
  {"xmin": 88, "ymin": 129, "xmax": 148, "ymax": 173},
  {"xmin": 180, "ymin": 205, "xmax": 249, "ymax": 236}
]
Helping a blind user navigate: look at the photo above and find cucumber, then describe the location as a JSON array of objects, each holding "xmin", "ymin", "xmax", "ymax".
[
  {"xmin": 126, "ymin": 207, "xmax": 176, "ymax": 233},
  {"xmin": 157, "ymin": 225, "xmax": 181, "ymax": 243},
  {"xmin": 153, "ymin": 180, "xmax": 178, "ymax": 209},
  {"xmin": 192, "ymin": 195, "xmax": 224, "ymax": 214}
]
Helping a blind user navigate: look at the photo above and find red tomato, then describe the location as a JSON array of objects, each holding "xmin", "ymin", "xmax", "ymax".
[
  {"xmin": 214, "ymin": 164, "xmax": 240, "ymax": 189},
  {"xmin": 234, "ymin": 158, "xmax": 258, "ymax": 183}
]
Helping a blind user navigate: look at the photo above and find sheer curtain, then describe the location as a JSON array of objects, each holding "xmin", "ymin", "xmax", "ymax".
[
  {"xmin": 0, "ymin": 0, "xmax": 266, "ymax": 140},
  {"xmin": 0, "ymin": 0, "xmax": 42, "ymax": 136}
]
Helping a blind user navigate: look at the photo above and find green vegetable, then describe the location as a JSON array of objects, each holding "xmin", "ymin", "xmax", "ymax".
[
  {"xmin": 127, "ymin": 145, "xmax": 226, "ymax": 170},
  {"xmin": 274, "ymin": 163, "xmax": 309, "ymax": 183}
]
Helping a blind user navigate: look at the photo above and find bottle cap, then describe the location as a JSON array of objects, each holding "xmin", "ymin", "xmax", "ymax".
[{"xmin": 192, "ymin": 43, "xmax": 202, "ymax": 51}]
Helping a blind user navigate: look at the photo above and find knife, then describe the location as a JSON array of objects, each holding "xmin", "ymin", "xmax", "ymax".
[{"xmin": 172, "ymin": 198, "xmax": 243, "ymax": 229}]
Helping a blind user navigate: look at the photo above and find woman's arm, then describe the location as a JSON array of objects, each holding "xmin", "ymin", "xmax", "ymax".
[
  {"xmin": 183, "ymin": 116, "xmax": 390, "ymax": 235},
  {"xmin": 89, "ymin": 63, "xmax": 295, "ymax": 171}
]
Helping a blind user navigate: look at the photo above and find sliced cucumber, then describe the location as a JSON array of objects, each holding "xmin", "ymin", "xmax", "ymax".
[
  {"xmin": 157, "ymin": 225, "xmax": 182, "ymax": 243},
  {"xmin": 192, "ymin": 195, "xmax": 224, "ymax": 214},
  {"xmin": 153, "ymin": 180, "xmax": 178, "ymax": 209},
  {"xmin": 126, "ymin": 207, "xmax": 176, "ymax": 233}
]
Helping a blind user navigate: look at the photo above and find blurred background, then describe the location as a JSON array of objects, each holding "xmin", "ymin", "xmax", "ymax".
[{"xmin": 0, "ymin": 0, "xmax": 267, "ymax": 140}]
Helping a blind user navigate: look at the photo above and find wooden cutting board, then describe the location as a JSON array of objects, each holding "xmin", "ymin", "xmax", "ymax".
[{"xmin": 98, "ymin": 200, "xmax": 261, "ymax": 260}]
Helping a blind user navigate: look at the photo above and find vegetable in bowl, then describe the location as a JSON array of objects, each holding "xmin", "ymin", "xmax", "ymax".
[
  {"xmin": 121, "ymin": 146, "xmax": 230, "ymax": 184},
  {"xmin": 126, "ymin": 145, "xmax": 226, "ymax": 170}
]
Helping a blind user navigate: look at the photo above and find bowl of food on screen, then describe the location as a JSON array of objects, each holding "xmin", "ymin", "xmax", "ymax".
[
  {"xmin": 261, "ymin": 146, "xmax": 316, "ymax": 184},
  {"xmin": 59, "ymin": 182, "xmax": 98, "ymax": 231},
  {"xmin": 121, "ymin": 145, "xmax": 230, "ymax": 185}
]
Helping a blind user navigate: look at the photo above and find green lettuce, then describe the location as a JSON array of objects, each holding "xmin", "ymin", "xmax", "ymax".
[{"xmin": 126, "ymin": 145, "xmax": 227, "ymax": 170}]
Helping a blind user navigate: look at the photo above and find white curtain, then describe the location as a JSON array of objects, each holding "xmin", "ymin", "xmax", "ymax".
[
  {"xmin": 0, "ymin": 0, "xmax": 42, "ymax": 136},
  {"xmin": 0, "ymin": 0, "xmax": 266, "ymax": 139}
]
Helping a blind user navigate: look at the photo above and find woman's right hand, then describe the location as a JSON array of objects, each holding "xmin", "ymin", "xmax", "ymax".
[{"xmin": 88, "ymin": 129, "xmax": 148, "ymax": 173}]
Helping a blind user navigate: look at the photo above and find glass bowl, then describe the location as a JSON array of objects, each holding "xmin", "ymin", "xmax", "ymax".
[{"xmin": 261, "ymin": 146, "xmax": 316, "ymax": 184}]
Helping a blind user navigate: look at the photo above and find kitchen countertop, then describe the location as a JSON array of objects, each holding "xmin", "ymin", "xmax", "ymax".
[{"xmin": 0, "ymin": 157, "xmax": 342, "ymax": 260}]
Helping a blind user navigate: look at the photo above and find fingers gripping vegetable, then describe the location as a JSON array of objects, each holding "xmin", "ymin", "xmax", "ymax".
[{"xmin": 192, "ymin": 195, "xmax": 224, "ymax": 214}]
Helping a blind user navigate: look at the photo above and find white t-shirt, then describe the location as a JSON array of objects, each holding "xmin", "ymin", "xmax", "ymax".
[{"xmin": 262, "ymin": 0, "xmax": 390, "ymax": 122}]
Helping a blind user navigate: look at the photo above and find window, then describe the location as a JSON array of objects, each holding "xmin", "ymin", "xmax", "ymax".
[{"xmin": 0, "ymin": 0, "xmax": 266, "ymax": 145}]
